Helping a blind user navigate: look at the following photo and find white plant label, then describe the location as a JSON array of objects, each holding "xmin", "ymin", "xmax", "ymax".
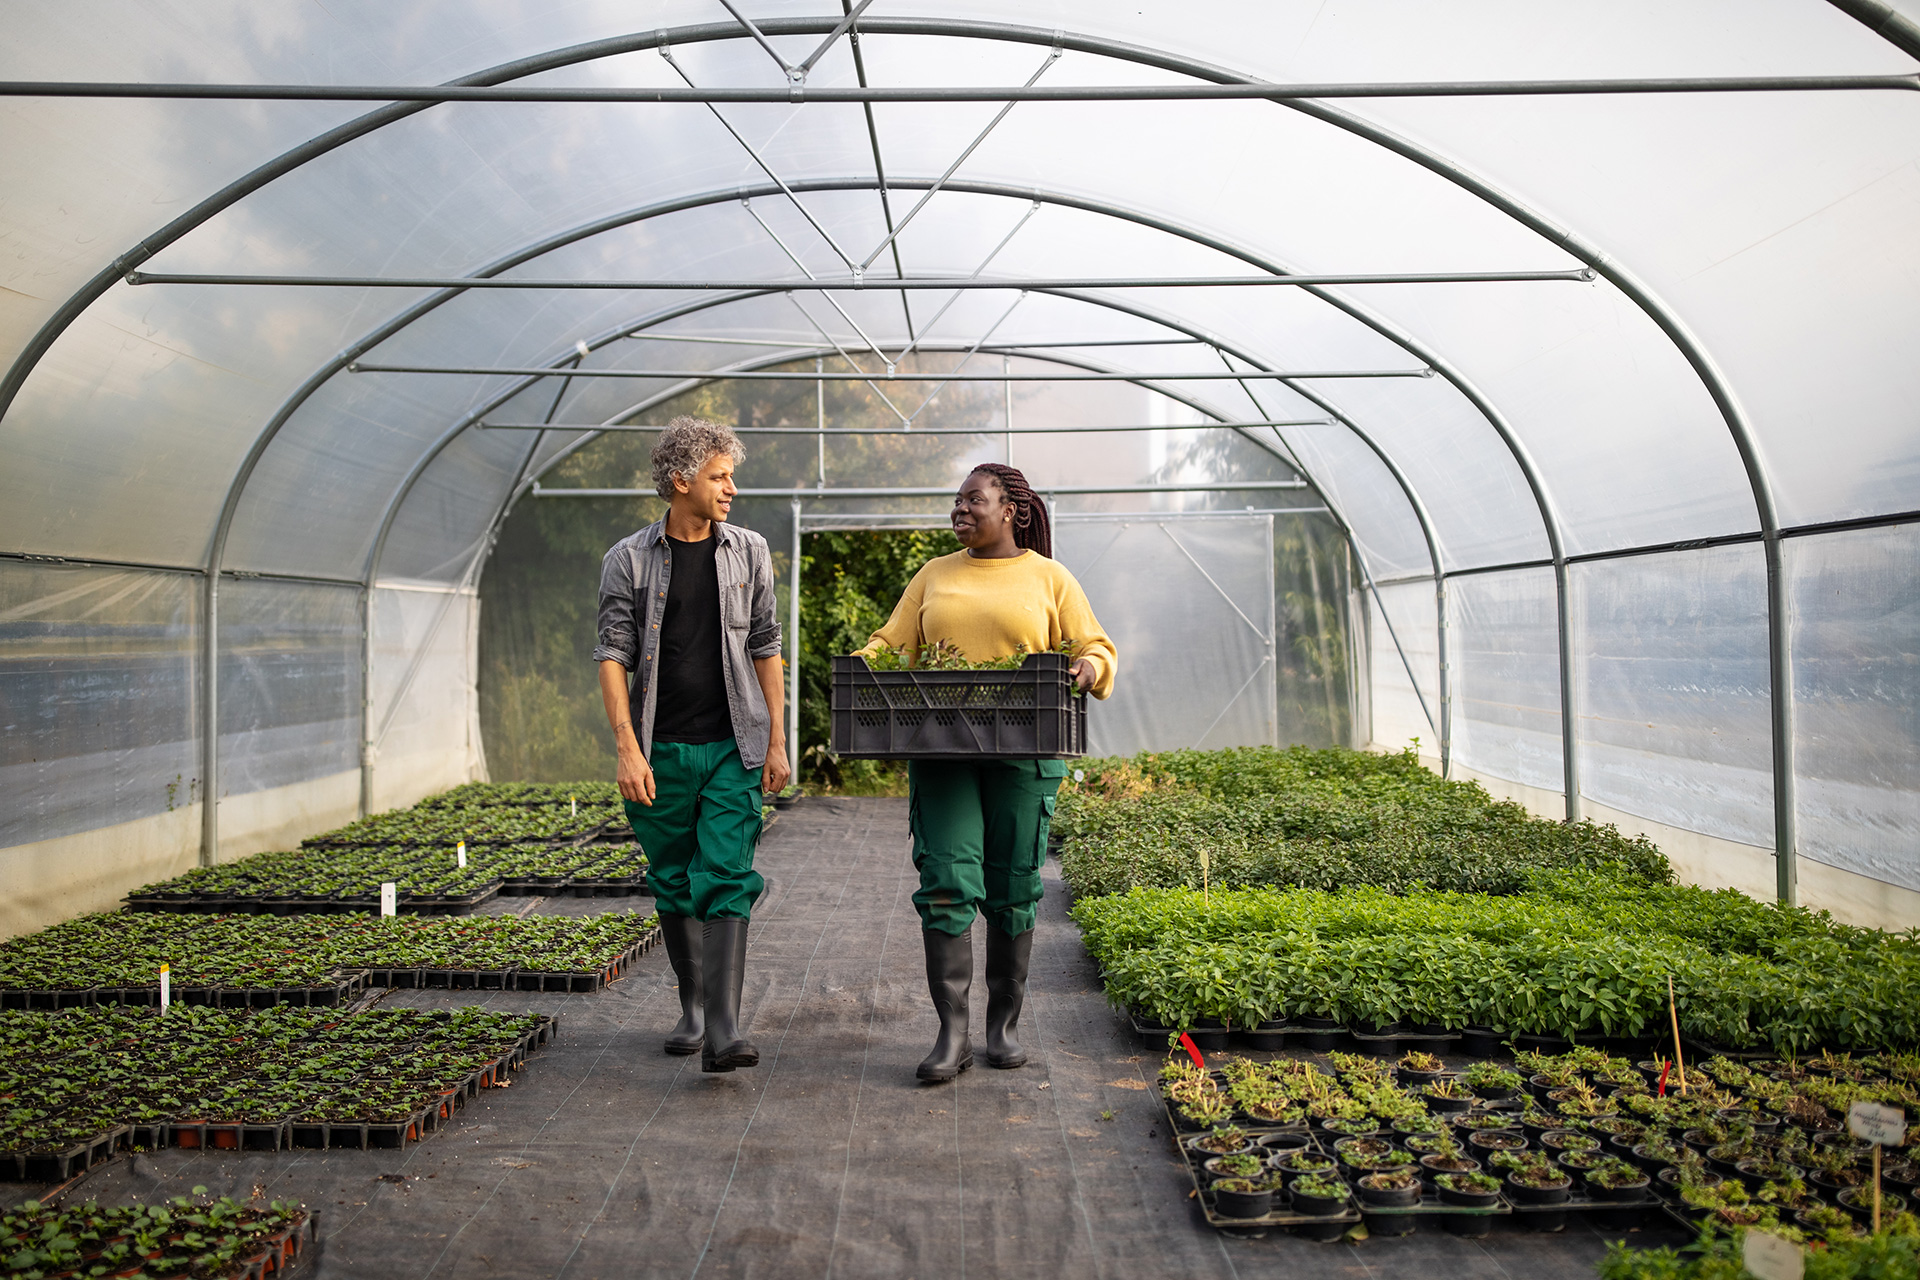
[
  {"xmin": 380, "ymin": 882, "xmax": 397, "ymax": 917},
  {"xmin": 1071, "ymin": 770, "xmax": 1084, "ymax": 783},
  {"xmin": 159, "ymin": 963, "xmax": 170, "ymax": 1013},
  {"xmin": 1849, "ymin": 1100, "xmax": 1906, "ymax": 1146},
  {"xmin": 571, "ymin": 795, "xmax": 577, "ymax": 817},
  {"xmin": 1741, "ymin": 1230, "xmax": 1803, "ymax": 1280},
  {"xmin": 456, "ymin": 841, "xmax": 467, "ymax": 869}
]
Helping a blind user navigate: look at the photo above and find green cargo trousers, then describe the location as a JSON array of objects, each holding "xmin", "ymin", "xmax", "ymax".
[
  {"xmin": 623, "ymin": 738, "xmax": 765, "ymax": 922},
  {"xmin": 908, "ymin": 758, "xmax": 1069, "ymax": 937}
]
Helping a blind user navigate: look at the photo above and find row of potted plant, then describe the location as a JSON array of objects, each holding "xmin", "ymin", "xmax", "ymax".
[
  {"xmin": 418, "ymin": 781, "xmax": 622, "ymax": 809},
  {"xmin": 4, "ymin": 1189, "xmax": 312, "ymax": 1280},
  {"xmin": 1072, "ymin": 871, "xmax": 1920, "ymax": 1054},
  {"xmin": 299, "ymin": 800, "xmax": 622, "ymax": 849},
  {"xmin": 1164, "ymin": 1045, "xmax": 1918, "ymax": 1238},
  {"xmin": 0, "ymin": 1004, "xmax": 546, "ymax": 1162},
  {"xmin": 0, "ymin": 910, "xmax": 659, "ymax": 992},
  {"xmin": 128, "ymin": 840, "xmax": 647, "ymax": 905},
  {"xmin": 1055, "ymin": 745, "xmax": 1671, "ymax": 898}
]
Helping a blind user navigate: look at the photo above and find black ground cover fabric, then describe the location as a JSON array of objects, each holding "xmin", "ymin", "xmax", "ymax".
[{"xmin": 20, "ymin": 799, "xmax": 1684, "ymax": 1278}]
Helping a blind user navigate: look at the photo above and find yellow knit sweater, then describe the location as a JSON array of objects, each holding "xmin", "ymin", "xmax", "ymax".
[{"xmin": 858, "ymin": 550, "xmax": 1118, "ymax": 699}]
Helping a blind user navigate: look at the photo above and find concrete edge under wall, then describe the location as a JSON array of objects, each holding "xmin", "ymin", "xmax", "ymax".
[
  {"xmin": 1440, "ymin": 758, "xmax": 1920, "ymax": 933},
  {"xmin": 0, "ymin": 753, "xmax": 478, "ymax": 941}
]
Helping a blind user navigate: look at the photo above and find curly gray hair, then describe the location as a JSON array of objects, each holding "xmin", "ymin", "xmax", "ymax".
[{"xmin": 650, "ymin": 415, "xmax": 745, "ymax": 499}]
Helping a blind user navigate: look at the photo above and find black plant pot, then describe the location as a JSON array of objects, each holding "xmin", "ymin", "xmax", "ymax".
[
  {"xmin": 1288, "ymin": 1186, "xmax": 1349, "ymax": 1217},
  {"xmin": 1357, "ymin": 1174, "xmax": 1422, "ymax": 1208},
  {"xmin": 1436, "ymin": 1178, "xmax": 1501, "ymax": 1209},
  {"xmin": 1420, "ymin": 1153, "xmax": 1483, "ymax": 1182},
  {"xmin": 1397, "ymin": 1067, "xmax": 1444, "ymax": 1090},
  {"xmin": 1257, "ymin": 1131, "xmax": 1311, "ymax": 1156},
  {"xmin": 1470, "ymin": 1083, "xmax": 1518, "ymax": 1101},
  {"xmin": 1505, "ymin": 1175, "xmax": 1572, "ymax": 1206},
  {"xmin": 1837, "ymin": 1187, "xmax": 1906, "ymax": 1222},
  {"xmin": 1212, "ymin": 1184, "xmax": 1273, "ymax": 1219},
  {"xmin": 1585, "ymin": 1172, "xmax": 1651, "ymax": 1202},
  {"xmin": 1424, "ymin": 1092, "xmax": 1474, "ymax": 1114},
  {"xmin": 1459, "ymin": 1026, "xmax": 1503, "ymax": 1057}
]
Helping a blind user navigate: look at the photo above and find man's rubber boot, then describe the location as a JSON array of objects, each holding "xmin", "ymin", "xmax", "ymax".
[
  {"xmin": 916, "ymin": 928, "xmax": 974, "ymax": 1082},
  {"xmin": 701, "ymin": 918, "xmax": 759, "ymax": 1073},
  {"xmin": 657, "ymin": 913, "xmax": 705, "ymax": 1056},
  {"xmin": 984, "ymin": 925, "xmax": 1034, "ymax": 1069}
]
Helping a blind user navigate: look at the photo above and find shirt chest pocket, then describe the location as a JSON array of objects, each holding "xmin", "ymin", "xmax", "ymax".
[{"xmin": 723, "ymin": 570, "xmax": 750, "ymax": 630}]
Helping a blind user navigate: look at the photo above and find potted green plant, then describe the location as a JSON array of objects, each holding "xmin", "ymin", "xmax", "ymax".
[{"xmin": 1434, "ymin": 1171, "xmax": 1502, "ymax": 1208}]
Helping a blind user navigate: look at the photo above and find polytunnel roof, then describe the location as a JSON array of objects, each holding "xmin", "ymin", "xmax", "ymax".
[{"xmin": 2, "ymin": 1, "xmax": 1918, "ymax": 595}]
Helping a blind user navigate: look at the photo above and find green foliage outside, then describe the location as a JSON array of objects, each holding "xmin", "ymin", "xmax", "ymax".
[{"xmin": 1057, "ymin": 745, "xmax": 1670, "ymax": 897}]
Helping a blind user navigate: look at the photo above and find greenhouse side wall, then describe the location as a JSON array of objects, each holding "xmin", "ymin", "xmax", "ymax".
[
  {"xmin": 0, "ymin": 567, "xmax": 483, "ymax": 939},
  {"xmin": 1364, "ymin": 541, "xmax": 1920, "ymax": 933}
]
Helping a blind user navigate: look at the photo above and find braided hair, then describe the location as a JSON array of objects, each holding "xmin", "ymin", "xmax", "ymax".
[{"xmin": 969, "ymin": 463, "xmax": 1052, "ymax": 559}]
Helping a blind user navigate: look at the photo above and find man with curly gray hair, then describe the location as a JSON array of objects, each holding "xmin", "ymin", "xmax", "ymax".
[{"xmin": 594, "ymin": 415, "xmax": 788, "ymax": 1074}]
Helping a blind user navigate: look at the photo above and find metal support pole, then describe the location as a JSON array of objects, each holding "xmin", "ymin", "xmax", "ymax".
[
  {"xmin": 1004, "ymin": 353, "xmax": 1013, "ymax": 464},
  {"xmin": 348, "ymin": 363, "xmax": 1433, "ymax": 382},
  {"xmin": 200, "ymin": 572, "xmax": 218, "ymax": 867},
  {"xmin": 131, "ymin": 269, "xmax": 1592, "ymax": 291},
  {"xmin": 10, "ymin": 74, "xmax": 1914, "ymax": 102},
  {"xmin": 816, "ymin": 359, "xmax": 826, "ymax": 486},
  {"xmin": 1767, "ymin": 534, "xmax": 1798, "ymax": 906},
  {"xmin": 789, "ymin": 498, "xmax": 802, "ymax": 778},
  {"xmin": 1557, "ymin": 560, "xmax": 1581, "ymax": 822}
]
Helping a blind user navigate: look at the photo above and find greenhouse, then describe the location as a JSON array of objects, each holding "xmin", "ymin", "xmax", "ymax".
[{"xmin": 2, "ymin": 3, "xmax": 1918, "ymax": 1278}]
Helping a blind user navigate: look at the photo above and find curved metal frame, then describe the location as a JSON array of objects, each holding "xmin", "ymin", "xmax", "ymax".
[{"xmin": 0, "ymin": 16, "xmax": 1792, "ymax": 892}]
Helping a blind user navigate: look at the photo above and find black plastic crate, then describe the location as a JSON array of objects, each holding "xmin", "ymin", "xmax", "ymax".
[{"xmin": 829, "ymin": 653, "xmax": 1087, "ymax": 759}]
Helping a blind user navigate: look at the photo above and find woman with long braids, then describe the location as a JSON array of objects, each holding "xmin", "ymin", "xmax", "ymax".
[{"xmin": 858, "ymin": 463, "xmax": 1118, "ymax": 1082}]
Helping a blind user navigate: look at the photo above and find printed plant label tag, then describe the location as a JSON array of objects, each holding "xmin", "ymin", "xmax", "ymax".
[
  {"xmin": 1849, "ymin": 1101, "xmax": 1905, "ymax": 1146},
  {"xmin": 159, "ymin": 963, "xmax": 170, "ymax": 1013},
  {"xmin": 457, "ymin": 841, "xmax": 467, "ymax": 869},
  {"xmin": 1741, "ymin": 1230, "xmax": 1802, "ymax": 1280},
  {"xmin": 380, "ymin": 882, "xmax": 397, "ymax": 917}
]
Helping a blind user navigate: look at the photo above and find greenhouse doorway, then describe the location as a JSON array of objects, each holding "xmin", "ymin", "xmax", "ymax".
[{"xmin": 798, "ymin": 510, "xmax": 1279, "ymax": 758}]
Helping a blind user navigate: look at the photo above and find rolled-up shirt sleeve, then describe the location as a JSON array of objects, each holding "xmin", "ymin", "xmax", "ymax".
[
  {"xmin": 591, "ymin": 545, "xmax": 638, "ymax": 668},
  {"xmin": 745, "ymin": 537, "xmax": 783, "ymax": 660}
]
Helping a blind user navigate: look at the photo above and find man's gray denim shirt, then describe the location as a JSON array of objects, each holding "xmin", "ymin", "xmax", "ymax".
[{"xmin": 592, "ymin": 519, "xmax": 783, "ymax": 768}]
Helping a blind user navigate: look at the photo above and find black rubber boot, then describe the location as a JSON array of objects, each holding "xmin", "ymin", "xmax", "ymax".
[
  {"xmin": 657, "ymin": 913, "xmax": 704, "ymax": 1056},
  {"xmin": 701, "ymin": 918, "xmax": 759, "ymax": 1073},
  {"xmin": 984, "ymin": 925, "xmax": 1034, "ymax": 1069},
  {"xmin": 916, "ymin": 929, "xmax": 974, "ymax": 1082}
]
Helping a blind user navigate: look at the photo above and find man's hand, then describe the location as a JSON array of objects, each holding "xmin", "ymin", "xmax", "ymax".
[
  {"xmin": 762, "ymin": 741, "xmax": 792, "ymax": 796},
  {"xmin": 1069, "ymin": 657, "xmax": 1096, "ymax": 694},
  {"xmin": 617, "ymin": 741, "xmax": 656, "ymax": 806}
]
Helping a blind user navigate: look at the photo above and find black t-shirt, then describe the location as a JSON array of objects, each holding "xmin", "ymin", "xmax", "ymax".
[{"xmin": 652, "ymin": 534, "xmax": 732, "ymax": 745}]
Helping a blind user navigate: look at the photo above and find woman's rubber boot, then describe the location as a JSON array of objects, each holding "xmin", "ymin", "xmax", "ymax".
[
  {"xmin": 983, "ymin": 925, "xmax": 1034, "ymax": 1069},
  {"xmin": 657, "ymin": 912, "xmax": 705, "ymax": 1056},
  {"xmin": 701, "ymin": 918, "xmax": 759, "ymax": 1073},
  {"xmin": 916, "ymin": 928, "xmax": 974, "ymax": 1082}
]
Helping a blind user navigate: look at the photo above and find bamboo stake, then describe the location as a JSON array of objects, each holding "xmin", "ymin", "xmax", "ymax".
[
  {"xmin": 1874, "ymin": 1143, "xmax": 1882, "ymax": 1234},
  {"xmin": 1667, "ymin": 975, "xmax": 1688, "ymax": 1095}
]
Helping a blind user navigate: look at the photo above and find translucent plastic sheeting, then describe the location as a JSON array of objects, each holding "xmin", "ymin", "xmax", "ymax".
[
  {"xmin": 0, "ymin": 561, "xmax": 200, "ymax": 848},
  {"xmin": 1787, "ymin": 525, "xmax": 1920, "ymax": 892},
  {"xmin": 1573, "ymin": 545, "xmax": 1774, "ymax": 849},
  {"xmin": 367, "ymin": 585, "xmax": 484, "ymax": 793},
  {"xmin": 214, "ymin": 578, "xmax": 360, "ymax": 799},
  {"xmin": 1052, "ymin": 514, "xmax": 1274, "ymax": 758},
  {"xmin": 1449, "ymin": 568, "xmax": 1564, "ymax": 794},
  {"xmin": 1365, "ymin": 579, "xmax": 1439, "ymax": 758}
]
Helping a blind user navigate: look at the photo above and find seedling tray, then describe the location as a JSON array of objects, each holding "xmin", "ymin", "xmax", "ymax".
[{"xmin": 830, "ymin": 653, "xmax": 1087, "ymax": 759}]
